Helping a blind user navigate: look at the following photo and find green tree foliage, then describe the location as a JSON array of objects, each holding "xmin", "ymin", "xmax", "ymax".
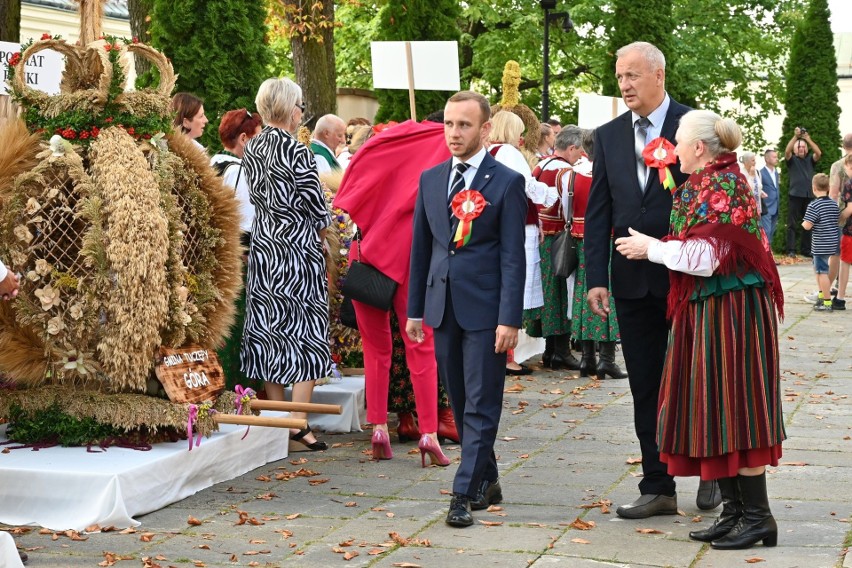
[
  {"xmin": 149, "ymin": 0, "xmax": 271, "ymax": 149},
  {"xmin": 600, "ymin": 0, "xmax": 684, "ymax": 104},
  {"xmin": 371, "ymin": 0, "xmax": 461, "ymax": 122},
  {"xmin": 775, "ymin": 0, "xmax": 841, "ymax": 252}
]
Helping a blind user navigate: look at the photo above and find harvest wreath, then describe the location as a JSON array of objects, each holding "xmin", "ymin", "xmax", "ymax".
[{"xmin": 0, "ymin": 35, "xmax": 247, "ymax": 445}]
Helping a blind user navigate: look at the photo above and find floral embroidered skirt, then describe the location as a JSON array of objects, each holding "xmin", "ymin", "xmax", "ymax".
[
  {"xmin": 657, "ymin": 284, "xmax": 785, "ymax": 480},
  {"xmin": 524, "ymin": 233, "xmax": 571, "ymax": 337},
  {"xmin": 570, "ymin": 240, "xmax": 620, "ymax": 342}
]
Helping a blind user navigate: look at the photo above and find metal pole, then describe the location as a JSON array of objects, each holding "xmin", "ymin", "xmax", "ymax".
[{"xmin": 542, "ymin": 8, "xmax": 550, "ymax": 121}]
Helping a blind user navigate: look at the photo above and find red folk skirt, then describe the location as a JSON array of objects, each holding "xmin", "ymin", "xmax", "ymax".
[{"xmin": 657, "ymin": 278, "xmax": 786, "ymax": 480}]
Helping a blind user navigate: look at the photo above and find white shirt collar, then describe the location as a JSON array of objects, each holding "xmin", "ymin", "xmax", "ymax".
[
  {"xmin": 452, "ymin": 146, "xmax": 487, "ymax": 170},
  {"xmin": 631, "ymin": 93, "xmax": 671, "ymax": 129}
]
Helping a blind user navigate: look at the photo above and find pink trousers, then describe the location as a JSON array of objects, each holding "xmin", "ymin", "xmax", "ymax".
[{"xmin": 352, "ymin": 277, "xmax": 438, "ymax": 432}]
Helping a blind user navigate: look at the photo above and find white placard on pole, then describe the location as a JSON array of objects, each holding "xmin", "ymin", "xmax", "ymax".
[
  {"xmin": 370, "ymin": 41, "xmax": 460, "ymax": 91},
  {"xmin": 0, "ymin": 41, "xmax": 64, "ymax": 96},
  {"xmin": 578, "ymin": 93, "xmax": 628, "ymax": 129}
]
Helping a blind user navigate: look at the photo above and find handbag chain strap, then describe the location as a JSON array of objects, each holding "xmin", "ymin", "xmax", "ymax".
[{"xmin": 557, "ymin": 168, "xmax": 576, "ymax": 232}]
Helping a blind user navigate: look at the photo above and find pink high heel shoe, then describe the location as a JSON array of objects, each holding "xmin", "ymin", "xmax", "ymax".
[
  {"xmin": 371, "ymin": 429, "xmax": 393, "ymax": 460},
  {"xmin": 418, "ymin": 434, "xmax": 450, "ymax": 467}
]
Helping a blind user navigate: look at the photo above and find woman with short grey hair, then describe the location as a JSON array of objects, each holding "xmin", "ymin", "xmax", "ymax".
[{"xmin": 242, "ymin": 77, "xmax": 332, "ymax": 452}]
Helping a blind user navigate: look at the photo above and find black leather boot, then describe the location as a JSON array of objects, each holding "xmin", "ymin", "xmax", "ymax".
[
  {"xmin": 690, "ymin": 477, "xmax": 742, "ymax": 542},
  {"xmin": 596, "ymin": 341, "xmax": 628, "ymax": 379},
  {"xmin": 550, "ymin": 334, "xmax": 581, "ymax": 370},
  {"xmin": 541, "ymin": 336, "xmax": 555, "ymax": 367},
  {"xmin": 579, "ymin": 340, "xmax": 597, "ymax": 377},
  {"xmin": 711, "ymin": 473, "xmax": 777, "ymax": 549}
]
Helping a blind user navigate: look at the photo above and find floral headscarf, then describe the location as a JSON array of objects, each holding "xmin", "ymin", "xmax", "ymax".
[{"xmin": 664, "ymin": 152, "xmax": 783, "ymax": 319}]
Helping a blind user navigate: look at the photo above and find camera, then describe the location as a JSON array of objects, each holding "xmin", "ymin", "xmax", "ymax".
[{"xmin": 799, "ymin": 127, "xmax": 808, "ymax": 135}]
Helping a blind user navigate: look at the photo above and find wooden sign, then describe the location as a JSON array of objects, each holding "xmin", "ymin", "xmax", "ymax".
[{"xmin": 154, "ymin": 345, "xmax": 225, "ymax": 404}]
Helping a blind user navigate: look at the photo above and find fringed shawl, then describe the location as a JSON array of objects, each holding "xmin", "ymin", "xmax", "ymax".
[{"xmin": 663, "ymin": 152, "xmax": 784, "ymax": 320}]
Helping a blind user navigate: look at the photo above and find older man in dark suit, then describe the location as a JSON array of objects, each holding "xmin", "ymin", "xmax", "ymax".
[
  {"xmin": 407, "ymin": 91, "xmax": 526, "ymax": 528},
  {"xmin": 585, "ymin": 41, "xmax": 720, "ymax": 519}
]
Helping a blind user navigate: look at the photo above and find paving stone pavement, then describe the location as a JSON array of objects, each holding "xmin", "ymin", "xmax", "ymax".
[{"xmin": 4, "ymin": 261, "xmax": 852, "ymax": 567}]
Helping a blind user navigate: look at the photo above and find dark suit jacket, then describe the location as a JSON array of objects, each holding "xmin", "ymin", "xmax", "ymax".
[
  {"xmin": 584, "ymin": 98, "xmax": 691, "ymax": 300},
  {"xmin": 408, "ymin": 151, "xmax": 527, "ymax": 331},
  {"xmin": 759, "ymin": 166, "xmax": 780, "ymax": 216}
]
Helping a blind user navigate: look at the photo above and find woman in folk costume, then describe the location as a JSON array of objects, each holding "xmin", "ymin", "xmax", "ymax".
[
  {"xmin": 486, "ymin": 111, "xmax": 557, "ymax": 375},
  {"xmin": 615, "ymin": 110, "xmax": 785, "ymax": 550}
]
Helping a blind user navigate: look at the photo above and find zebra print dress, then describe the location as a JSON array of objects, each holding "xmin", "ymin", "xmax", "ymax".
[{"xmin": 240, "ymin": 126, "xmax": 333, "ymax": 384}]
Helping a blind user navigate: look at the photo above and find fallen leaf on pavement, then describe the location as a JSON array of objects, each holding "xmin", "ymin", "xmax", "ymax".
[
  {"xmin": 187, "ymin": 516, "xmax": 203, "ymax": 526},
  {"xmin": 504, "ymin": 383, "xmax": 524, "ymax": 393},
  {"xmin": 636, "ymin": 528, "xmax": 663, "ymax": 534},
  {"xmin": 626, "ymin": 457, "xmax": 642, "ymax": 464},
  {"xmin": 570, "ymin": 517, "xmax": 595, "ymax": 530},
  {"xmin": 478, "ymin": 520, "xmax": 503, "ymax": 526},
  {"xmin": 745, "ymin": 558, "xmax": 765, "ymax": 564},
  {"xmin": 570, "ymin": 538, "xmax": 590, "ymax": 544}
]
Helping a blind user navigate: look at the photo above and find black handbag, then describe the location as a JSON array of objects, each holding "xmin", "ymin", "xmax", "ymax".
[
  {"xmin": 341, "ymin": 233, "xmax": 398, "ymax": 311},
  {"xmin": 551, "ymin": 169, "xmax": 579, "ymax": 279}
]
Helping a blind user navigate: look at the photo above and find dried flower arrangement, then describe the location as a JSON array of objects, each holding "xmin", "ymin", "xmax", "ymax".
[{"xmin": 0, "ymin": 36, "xmax": 242, "ymax": 445}]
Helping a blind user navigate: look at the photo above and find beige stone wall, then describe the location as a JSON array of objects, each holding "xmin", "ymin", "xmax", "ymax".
[{"xmin": 20, "ymin": 5, "xmax": 130, "ymax": 43}]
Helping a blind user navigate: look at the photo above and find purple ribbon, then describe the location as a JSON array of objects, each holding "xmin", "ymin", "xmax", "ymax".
[
  {"xmin": 187, "ymin": 404, "xmax": 199, "ymax": 451},
  {"xmin": 234, "ymin": 385, "xmax": 256, "ymax": 440}
]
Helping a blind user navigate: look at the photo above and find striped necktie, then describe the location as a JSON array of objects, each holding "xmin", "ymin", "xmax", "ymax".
[{"xmin": 448, "ymin": 162, "xmax": 470, "ymax": 218}]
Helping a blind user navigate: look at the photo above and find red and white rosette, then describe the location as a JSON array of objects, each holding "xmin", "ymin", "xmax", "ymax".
[
  {"xmin": 451, "ymin": 189, "xmax": 486, "ymax": 248},
  {"xmin": 642, "ymin": 137, "xmax": 678, "ymax": 192}
]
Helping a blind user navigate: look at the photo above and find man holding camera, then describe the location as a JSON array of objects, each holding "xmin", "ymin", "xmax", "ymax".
[{"xmin": 784, "ymin": 127, "xmax": 822, "ymax": 257}]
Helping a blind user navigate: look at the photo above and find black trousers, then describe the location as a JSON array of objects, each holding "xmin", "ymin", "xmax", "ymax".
[
  {"xmin": 786, "ymin": 195, "xmax": 813, "ymax": 255},
  {"xmin": 613, "ymin": 294, "xmax": 675, "ymax": 497}
]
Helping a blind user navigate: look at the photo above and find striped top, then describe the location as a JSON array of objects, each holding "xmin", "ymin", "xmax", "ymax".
[{"xmin": 803, "ymin": 196, "xmax": 840, "ymax": 255}]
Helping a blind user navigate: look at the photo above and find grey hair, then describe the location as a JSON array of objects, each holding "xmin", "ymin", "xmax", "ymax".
[
  {"xmin": 255, "ymin": 77, "xmax": 301, "ymax": 125},
  {"xmin": 678, "ymin": 109, "xmax": 742, "ymax": 157},
  {"xmin": 314, "ymin": 114, "xmax": 345, "ymax": 136},
  {"xmin": 554, "ymin": 125, "xmax": 583, "ymax": 151},
  {"xmin": 739, "ymin": 151, "xmax": 755, "ymax": 164},
  {"xmin": 616, "ymin": 41, "xmax": 666, "ymax": 71}
]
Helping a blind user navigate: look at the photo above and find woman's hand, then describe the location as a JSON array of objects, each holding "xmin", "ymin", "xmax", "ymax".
[{"xmin": 614, "ymin": 227, "xmax": 658, "ymax": 260}]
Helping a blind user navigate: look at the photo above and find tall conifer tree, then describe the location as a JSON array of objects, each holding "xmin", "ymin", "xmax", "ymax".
[
  {"xmin": 776, "ymin": 0, "xmax": 840, "ymax": 251},
  {"xmin": 150, "ymin": 0, "xmax": 271, "ymax": 149}
]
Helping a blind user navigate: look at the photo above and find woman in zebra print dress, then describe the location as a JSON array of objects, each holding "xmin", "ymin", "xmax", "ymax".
[{"xmin": 241, "ymin": 77, "xmax": 333, "ymax": 450}]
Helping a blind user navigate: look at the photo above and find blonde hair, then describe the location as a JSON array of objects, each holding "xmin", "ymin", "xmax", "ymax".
[
  {"xmin": 255, "ymin": 77, "xmax": 302, "ymax": 126},
  {"xmin": 812, "ymin": 173, "xmax": 830, "ymax": 193},
  {"xmin": 489, "ymin": 111, "xmax": 525, "ymax": 147},
  {"xmin": 678, "ymin": 110, "xmax": 742, "ymax": 158}
]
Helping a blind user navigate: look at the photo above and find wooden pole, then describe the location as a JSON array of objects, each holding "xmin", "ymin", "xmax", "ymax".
[
  {"xmin": 405, "ymin": 41, "xmax": 417, "ymax": 121},
  {"xmin": 249, "ymin": 400, "xmax": 342, "ymax": 415},
  {"xmin": 214, "ymin": 414, "xmax": 307, "ymax": 429}
]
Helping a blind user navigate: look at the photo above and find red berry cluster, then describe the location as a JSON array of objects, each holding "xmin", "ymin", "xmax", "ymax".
[
  {"xmin": 41, "ymin": 34, "xmax": 52, "ymax": 40},
  {"xmin": 8, "ymin": 52, "xmax": 21, "ymax": 67}
]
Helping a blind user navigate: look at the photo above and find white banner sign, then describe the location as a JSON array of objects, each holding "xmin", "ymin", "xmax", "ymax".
[
  {"xmin": 578, "ymin": 93, "xmax": 628, "ymax": 129},
  {"xmin": 0, "ymin": 41, "xmax": 64, "ymax": 96},
  {"xmin": 370, "ymin": 41, "xmax": 460, "ymax": 91}
]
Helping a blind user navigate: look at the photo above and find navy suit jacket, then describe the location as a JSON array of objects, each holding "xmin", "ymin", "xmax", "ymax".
[
  {"xmin": 759, "ymin": 166, "xmax": 780, "ymax": 216},
  {"xmin": 584, "ymin": 98, "xmax": 691, "ymax": 300},
  {"xmin": 408, "ymin": 151, "xmax": 527, "ymax": 331}
]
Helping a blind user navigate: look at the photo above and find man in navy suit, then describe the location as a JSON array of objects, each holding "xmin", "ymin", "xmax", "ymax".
[
  {"xmin": 407, "ymin": 90, "xmax": 527, "ymax": 527},
  {"xmin": 585, "ymin": 42, "xmax": 720, "ymax": 519},
  {"xmin": 760, "ymin": 149, "xmax": 781, "ymax": 244}
]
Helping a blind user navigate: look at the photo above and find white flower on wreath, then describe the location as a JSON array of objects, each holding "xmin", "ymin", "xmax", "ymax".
[
  {"xmin": 61, "ymin": 349, "xmax": 97, "ymax": 376},
  {"xmin": 34, "ymin": 285, "xmax": 61, "ymax": 311},
  {"xmin": 24, "ymin": 198, "xmax": 41, "ymax": 215},
  {"xmin": 13, "ymin": 224, "xmax": 33, "ymax": 243},
  {"xmin": 49, "ymin": 135, "xmax": 73, "ymax": 157},
  {"xmin": 26, "ymin": 271, "xmax": 40, "ymax": 282},
  {"xmin": 69, "ymin": 303, "xmax": 84, "ymax": 320},
  {"xmin": 46, "ymin": 316, "xmax": 64, "ymax": 335},
  {"xmin": 35, "ymin": 259, "xmax": 52, "ymax": 276}
]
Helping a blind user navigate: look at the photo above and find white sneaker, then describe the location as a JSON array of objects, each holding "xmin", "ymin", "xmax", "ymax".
[{"xmin": 804, "ymin": 289, "xmax": 838, "ymax": 303}]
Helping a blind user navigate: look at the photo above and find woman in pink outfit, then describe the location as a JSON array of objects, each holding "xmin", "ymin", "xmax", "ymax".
[{"xmin": 334, "ymin": 119, "xmax": 450, "ymax": 467}]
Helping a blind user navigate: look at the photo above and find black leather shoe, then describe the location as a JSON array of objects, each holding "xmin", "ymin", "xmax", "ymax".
[
  {"xmin": 616, "ymin": 493, "xmax": 678, "ymax": 519},
  {"xmin": 470, "ymin": 478, "xmax": 503, "ymax": 511},
  {"xmin": 446, "ymin": 494, "xmax": 473, "ymax": 527},
  {"xmin": 697, "ymin": 479, "xmax": 722, "ymax": 510}
]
